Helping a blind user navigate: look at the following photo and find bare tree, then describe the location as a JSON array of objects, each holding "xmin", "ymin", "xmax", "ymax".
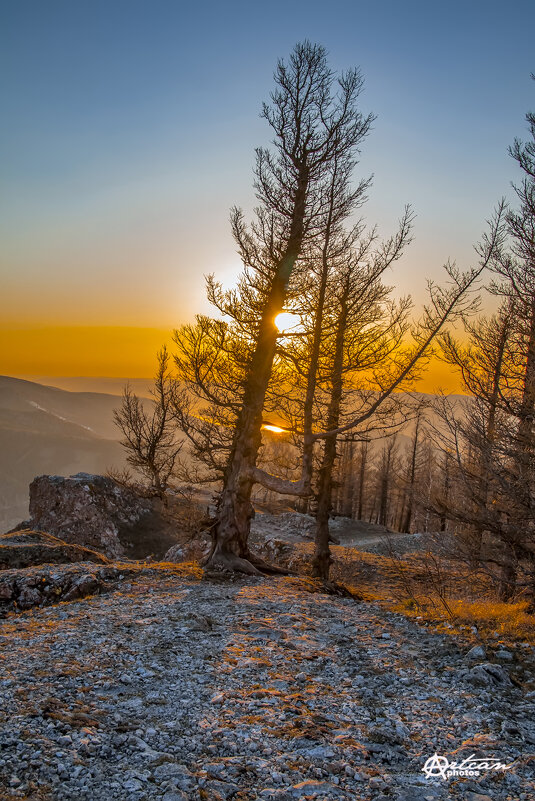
[
  {"xmin": 298, "ymin": 200, "xmax": 503, "ymax": 578},
  {"xmin": 356, "ymin": 440, "xmax": 369, "ymax": 520},
  {"xmin": 399, "ymin": 404, "xmax": 425, "ymax": 533},
  {"xmin": 431, "ymin": 92, "xmax": 535, "ymax": 599},
  {"xmin": 173, "ymin": 42, "xmax": 374, "ymax": 573},
  {"xmin": 433, "ymin": 301, "xmax": 535, "ymax": 598},
  {"xmin": 440, "ymin": 303, "xmax": 514, "ymax": 553},
  {"xmin": 172, "ymin": 43, "xmax": 505, "ymax": 576},
  {"xmin": 491, "ymin": 87, "xmax": 535, "ymax": 478},
  {"xmin": 114, "ymin": 346, "xmax": 182, "ymax": 493},
  {"xmin": 309, "ymin": 218, "xmax": 413, "ymax": 577},
  {"xmin": 336, "ymin": 438, "xmax": 356, "ymax": 517},
  {"xmin": 303, "ymin": 195, "xmax": 504, "ymax": 577}
]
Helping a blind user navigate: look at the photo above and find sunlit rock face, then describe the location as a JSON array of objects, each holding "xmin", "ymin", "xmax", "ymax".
[{"xmin": 24, "ymin": 473, "xmax": 151, "ymax": 559}]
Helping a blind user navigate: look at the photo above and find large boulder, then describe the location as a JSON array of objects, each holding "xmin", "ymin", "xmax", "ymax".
[
  {"xmin": 18, "ymin": 473, "xmax": 162, "ymax": 558},
  {"xmin": 0, "ymin": 529, "xmax": 109, "ymax": 569}
]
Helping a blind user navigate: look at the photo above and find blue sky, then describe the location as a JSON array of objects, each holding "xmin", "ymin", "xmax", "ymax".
[{"xmin": 1, "ymin": 0, "xmax": 534, "ymax": 334}]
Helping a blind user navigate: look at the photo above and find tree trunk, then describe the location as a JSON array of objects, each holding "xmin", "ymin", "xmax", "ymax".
[
  {"xmin": 208, "ymin": 173, "xmax": 309, "ymax": 573},
  {"xmin": 341, "ymin": 439, "xmax": 355, "ymax": 517},
  {"xmin": 440, "ymin": 452, "xmax": 450, "ymax": 533},
  {"xmin": 378, "ymin": 472, "xmax": 389, "ymax": 527},
  {"xmin": 515, "ymin": 300, "xmax": 535, "ymax": 521},
  {"xmin": 357, "ymin": 441, "xmax": 368, "ymax": 520},
  {"xmin": 517, "ymin": 301, "xmax": 535, "ymax": 450},
  {"xmin": 498, "ymin": 543, "xmax": 518, "ymax": 601},
  {"xmin": 378, "ymin": 441, "xmax": 395, "ymax": 528},
  {"xmin": 476, "ymin": 307, "xmax": 510, "ymax": 568},
  {"xmin": 301, "ymin": 220, "xmax": 333, "ymax": 511},
  {"xmin": 400, "ymin": 414, "xmax": 421, "ymax": 533},
  {"xmin": 311, "ymin": 291, "xmax": 348, "ymax": 579}
]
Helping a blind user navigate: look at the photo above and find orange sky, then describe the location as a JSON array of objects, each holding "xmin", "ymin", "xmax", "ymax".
[
  {"xmin": 0, "ymin": 324, "xmax": 466, "ymax": 395},
  {"xmin": 0, "ymin": 326, "xmax": 172, "ymax": 378},
  {"xmin": 2, "ymin": 6, "xmax": 532, "ymax": 399}
]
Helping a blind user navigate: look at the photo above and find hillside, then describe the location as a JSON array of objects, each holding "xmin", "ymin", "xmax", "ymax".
[
  {"xmin": 0, "ymin": 375, "xmax": 471, "ymax": 534},
  {"xmin": 15, "ymin": 376, "xmax": 153, "ymax": 398},
  {"xmin": 0, "ymin": 376, "xmax": 126, "ymax": 531}
]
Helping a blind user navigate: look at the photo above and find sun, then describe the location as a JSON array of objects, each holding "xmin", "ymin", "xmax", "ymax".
[
  {"xmin": 274, "ymin": 312, "xmax": 299, "ymax": 332},
  {"xmin": 262, "ymin": 423, "xmax": 286, "ymax": 434}
]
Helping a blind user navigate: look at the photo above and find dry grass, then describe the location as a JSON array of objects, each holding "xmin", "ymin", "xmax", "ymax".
[
  {"xmin": 144, "ymin": 560, "xmax": 204, "ymax": 579},
  {"xmin": 275, "ymin": 541, "xmax": 535, "ymax": 645},
  {"xmin": 448, "ymin": 598, "xmax": 535, "ymax": 641},
  {"xmin": 110, "ymin": 559, "xmax": 204, "ymax": 580},
  {"xmin": 389, "ymin": 597, "xmax": 535, "ymax": 645}
]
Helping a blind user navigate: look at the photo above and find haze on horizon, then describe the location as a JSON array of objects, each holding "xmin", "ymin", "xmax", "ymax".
[{"xmin": 1, "ymin": 0, "xmax": 534, "ymax": 390}]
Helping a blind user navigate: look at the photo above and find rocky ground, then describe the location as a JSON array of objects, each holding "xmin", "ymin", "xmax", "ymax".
[
  {"xmin": 248, "ymin": 511, "xmax": 448, "ymax": 561},
  {"xmin": 0, "ymin": 570, "xmax": 534, "ymax": 801}
]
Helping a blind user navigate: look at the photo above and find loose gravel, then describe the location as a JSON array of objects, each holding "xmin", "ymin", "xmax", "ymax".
[{"xmin": 0, "ymin": 572, "xmax": 533, "ymax": 800}]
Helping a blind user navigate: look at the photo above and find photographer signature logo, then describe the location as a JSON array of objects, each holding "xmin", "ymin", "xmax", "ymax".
[{"xmin": 422, "ymin": 752, "xmax": 515, "ymax": 780}]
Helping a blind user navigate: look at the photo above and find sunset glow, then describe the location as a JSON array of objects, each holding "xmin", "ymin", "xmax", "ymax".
[
  {"xmin": 1, "ymin": 3, "xmax": 532, "ymax": 389},
  {"xmin": 274, "ymin": 312, "xmax": 300, "ymax": 332},
  {"xmin": 0, "ymin": 326, "xmax": 173, "ymax": 378},
  {"xmin": 262, "ymin": 424, "xmax": 286, "ymax": 434}
]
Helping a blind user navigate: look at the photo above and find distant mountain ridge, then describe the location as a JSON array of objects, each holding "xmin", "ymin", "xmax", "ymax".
[
  {"xmin": 14, "ymin": 375, "xmax": 153, "ymax": 398},
  {"xmin": 0, "ymin": 375, "xmax": 470, "ymax": 534},
  {"xmin": 0, "ymin": 376, "xmax": 127, "ymax": 532}
]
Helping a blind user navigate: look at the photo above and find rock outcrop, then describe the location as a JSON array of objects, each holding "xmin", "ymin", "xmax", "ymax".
[
  {"xmin": 0, "ymin": 530, "xmax": 109, "ymax": 570},
  {"xmin": 12, "ymin": 473, "xmax": 184, "ymax": 559},
  {"xmin": 0, "ymin": 563, "xmax": 133, "ymax": 616}
]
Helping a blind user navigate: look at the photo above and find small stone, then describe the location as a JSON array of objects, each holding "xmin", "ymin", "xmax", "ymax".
[
  {"xmin": 122, "ymin": 778, "xmax": 143, "ymax": 792},
  {"xmin": 464, "ymin": 644, "xmax": 486, "ymax": 661},
  {"xmin": 203, "ymin": 763, "xmax": 229, "ymax": 780},
  {"xmin": 17, "ymin": 587, "xmax": 43, "ymax": 609},
  {"xmin": 302, "ymin": 745, "xmax": 335, "ymax": 760},
  {"xmin": 369, "ymin": 776, "xmax": 387, "ymax": 789},
  {"xmin": 468, "ymin": 663, "xmax": 511, "ymax": 686},
  {"xmin": 136, "ymin": 666, "xmax": 157, "ymax": 677},
  {"xmin": 206, "ymin": 779, "xmax": 240, "ymax": 799},
  {"xmin": 62, "ymin": 573, "xmax": 100, "ymax": 601},
  {"xmin": 289, "ymin": 781, "xmax": 343, "ymax": 798},
  {"xmin": 153, "ymin": 763, "xmax": 194, "ymax": 790}
]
